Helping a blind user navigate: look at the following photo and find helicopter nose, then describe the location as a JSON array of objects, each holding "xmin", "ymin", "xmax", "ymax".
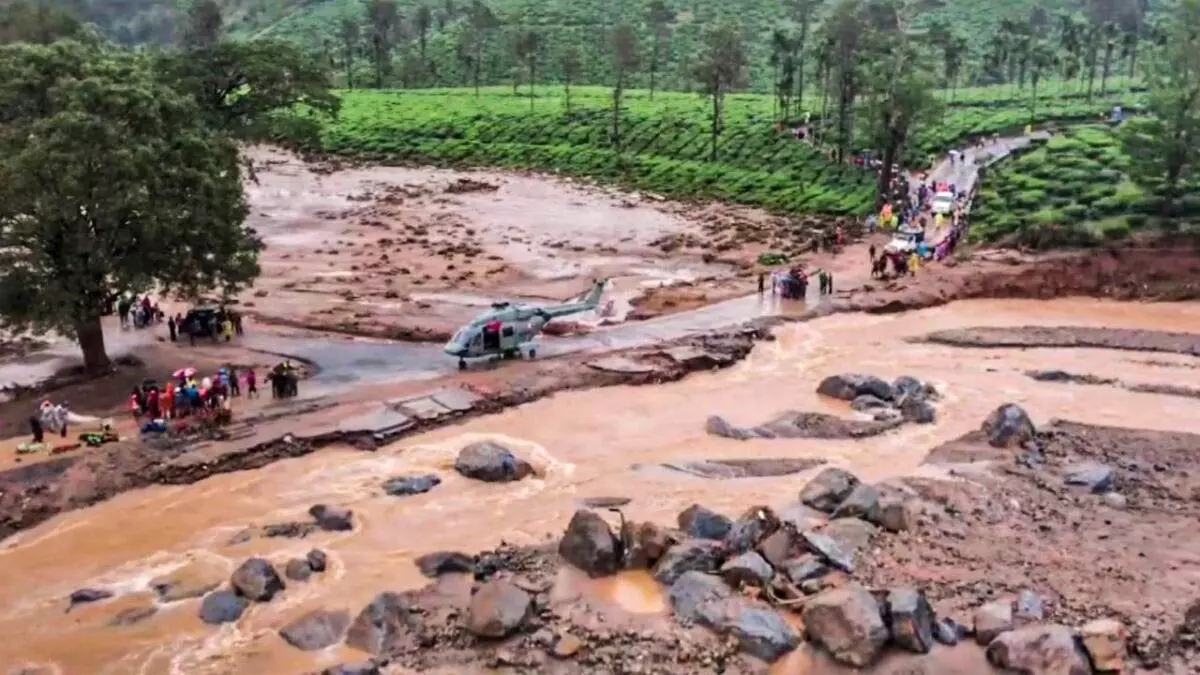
[{"xmin": 443, "ymin": 344, "xmax": 462, "ymax": 357}]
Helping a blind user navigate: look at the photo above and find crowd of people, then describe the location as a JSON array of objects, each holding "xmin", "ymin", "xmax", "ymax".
[
  {"xmin": 867, "ymin": 179, "xmax": 972, "ymax": 280},
  {"xmin": 758, "ymin": 266, "xmax": 835, "ymax": 299},
  {"xmin": 129, "ymin": 361, "xmax": 300, "ymax": 430}
]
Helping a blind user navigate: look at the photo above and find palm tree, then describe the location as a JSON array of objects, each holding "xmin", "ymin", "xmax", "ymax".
[{"xmin": 1056, "ymin": 12, "xmax": 1083, "ymax": 95}]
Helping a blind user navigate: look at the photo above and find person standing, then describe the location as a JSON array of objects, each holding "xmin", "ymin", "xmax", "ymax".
[
  {"xmin": 29, "ymin": 409, "xmax": 43, "ymax": 444},
  {"xmin": 245, "ymin": 367, "xmax": 258, "ymax": 399},
  {"xmin": 167, "ymin": 315, "xmax": 177, "ymax": 342},
  {"xmin": 758, "ymin": 272, "xmax": 766, "ymax": 295}
]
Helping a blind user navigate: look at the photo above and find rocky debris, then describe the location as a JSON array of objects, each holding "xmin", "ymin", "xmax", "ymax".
[
  {"xmin": 262, "ymin": 521, "xmax": 319, "ymax": 539},
  {"xmin": 667, "ymin": 571, "xmax": 798, "ymax": 662},
  {"xmin": 557, "ymin": 510, "xmax": 621, "ymax": 578},
  {"xmin": 985, "ymin": 624, "xmax": 1092, "ymax": 674},
  {"xmin": 580, "ymin": 496, "xmax": 630, "ymax": 508},
  {"xmin": 315, "ymin": 662, "xmax": 381, "ymax": 675},
  {"xmin": 851, "ymin": 394, "xmax": 890, "ymax": 412},
  {"xmin": 444, "ymin": 177, "xmax": 498, "ymax": 194},
  {"xmin": 892, "ymin": 375, "xmax": 936, "ymax": 402},
  {"xmin": 758, "ymin": 528, "xmax": 798, "ymax": 568},
  {"xmin": 1064, "ymin": 462, "xmax": 1115, "ymax": 493},
  {"xmin": 724, "ymin": 506, "xmax": 780, "ymax": 555},
  {"xmin": 899, "ymin": 397, "xmax": 936, "ymax": 424},
  {"xmin": 285, "ymin": 558, "xmax": 315, "ymax": 582},
  {"xmin": 620, "ymin": 521, "xmax": 675, "ymax": 570},
  {"xmin": 982, "ymin": 403, "xmax": 1036, "ymax": 448},
  {"xmin": 974, "ymin": 600, "xmax": 1015, "ymax": 644},
  {"xmin": 280, "ymin": 609, "xmax": 352, "ymax": 651},
  {"xmin": 800, "ymin": 467, "xmax": 861, "ymax": 512},
  {"xmin": 800, "ymin": 530, "xmax": 855, "ymax": 573},
  {"xmin": 454, "ymin": 441, "xmax": 533, "ymax": 483},
  {"xmin": 230, "ymin": 558, "xmax": 286, "ymax": 602},
  {"xmin": 820, "ymin": 517, "xmax": 878, "ymax": 561},
  {"xmin": 668, "ymin": 571, "xmax": 732, "ymax": 627},
  {"xmin": 934, "ymin": 618, "xmax": 968, "ymax": 646},
  {"xmin": 724, "ymin": 605, "xmax": 801, "ymax": 662},
  {"xmin": 1080, "ymin": 618, "xmax": 1126, "ymax": 672},
  {"xmin": 465, "ymin": 578, "xmax": 531, "ymax": 638},
  {"xmin": 873, "ymin": 490, "xmax": 919, "ymax": 532},
  {"xmin": 309, "ymin": 504, "xmax": 354, "ymax": 532},
  {"xmin": 720, "ymin": 551, "xmax": 774, "ymax": 588},
  {"xmin": 886, "ymin": 588, "xmax": 935, "ymax": 654},
  {"xmin": 779, "ymin": 501, "xmax": 828, "ymax": 531},
  {"xmin": 678, "ymin": 504, "xmax": 732, "ymax": 540},
  {"xmin": 784, "ymin": 555, "xmax": 829, "ymax": 585},
  {"xmin": 1102, "ymin": 492, "xmax": 1128, "ymax": 509},
  {"xmin": 346, "ymin": 592, "xmax": 413, "ymax": 654},
  {"xmin": 1027, "ymin": 369, "xmax": 1117, "ymax": 385},
  {"xmin": 382, "ymin": 474, "xmax": 441, "ymax": 496},
  {"xmin": 652, "ymin": 539, "xmax": 725, "ymax": 585},
  {"xmin": 198, "ymin": 590, "xmax": 249, "ymax": 625},
  {"xmin": 150, "ymin": 560, "xmax": 226, "ymax": 602},
  {"xmin": 67, "ymin": 588, "xmax": 113, "ymax": 611},
  {"xmin": 831, "ymin": 483, "xmax": 880, "ymax": 521},
  {"xmin": 307, "ymin": 549, "xmax": 328, "ymax": 573},
  {"xmin": 654, "ymin": 457, "xmax": 826, "ymax": 479},
  {"xmin": 817, "ymin": 373, "xmax": 894, "ymax": 402},
  {"xmin": 415, "ymin": 551, "xmax": 475, "ymax": 577},
  {"xmin": 1015, "ymin": 589, "xmax": 1045, "ymax": 622},
  {"xmin": 802, "ymin": 585, "xmax": 889, "ymax": 666}
]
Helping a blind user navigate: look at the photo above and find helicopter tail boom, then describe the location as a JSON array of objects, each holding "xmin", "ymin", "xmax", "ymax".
[{"xmin": 539, "ymin": 278, "xmax": 608, "ymax": 319}]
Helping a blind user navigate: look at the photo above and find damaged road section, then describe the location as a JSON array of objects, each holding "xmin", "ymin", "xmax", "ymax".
[{"xmin": 0, "ymin": 329, "xmax": 762, "ymax": 543}]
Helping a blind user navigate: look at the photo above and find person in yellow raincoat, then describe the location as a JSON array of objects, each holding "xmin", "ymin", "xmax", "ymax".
[
  {"xmin": 221, "ymin": 317, "xmax": 234, "ymax": 342},
  {"xmin": 908, "ymin": 251, "xmax": 921, "ymax": 274}
]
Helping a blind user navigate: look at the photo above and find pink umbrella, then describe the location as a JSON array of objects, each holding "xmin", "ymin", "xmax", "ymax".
[{"xmin": 172, "ymin": 368, "xmax": 187, "ymax": 379}]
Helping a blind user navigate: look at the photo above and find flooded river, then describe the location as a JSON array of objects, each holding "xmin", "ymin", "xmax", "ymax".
[{"xmin": 2, "ymin": 298, "xmax": 1199, "ymax": 674}]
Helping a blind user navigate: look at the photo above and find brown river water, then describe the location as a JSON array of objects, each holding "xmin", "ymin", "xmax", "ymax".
[{"xmin": 3, "ymin": 298, "xmax": 1199, "ymax": 674}]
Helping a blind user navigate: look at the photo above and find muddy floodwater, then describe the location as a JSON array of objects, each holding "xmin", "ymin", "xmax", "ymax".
[{"xmin": 2, "ymin": 298, "xmax": 1199, "ymax": 674}]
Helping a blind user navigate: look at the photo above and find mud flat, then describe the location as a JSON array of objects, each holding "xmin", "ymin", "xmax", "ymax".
[
  {"xmin": 239, "ymin": 147, "xmax": 761, "ymax": 341},
  {"xmin": 921, "ymin": 325, "xmax": 1200, "ymax": 355}
]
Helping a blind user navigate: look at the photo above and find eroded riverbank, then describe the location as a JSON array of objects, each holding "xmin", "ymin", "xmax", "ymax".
[{"xmin": 0, "ymin": 298, "xmax": 1198, "ymax": 674}]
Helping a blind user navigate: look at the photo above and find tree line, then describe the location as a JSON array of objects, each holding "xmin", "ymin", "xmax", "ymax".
[{"xmin": 0, "ymin": 0, "xmax": 338, "ymax": 372}]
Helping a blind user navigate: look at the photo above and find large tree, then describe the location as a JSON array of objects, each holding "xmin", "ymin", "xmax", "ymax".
[
  {"xmin": 366, "ymin": 0, "xmax": 401, "ymax": 88},
  {"xmin": 645, "ymin": 0, "xmax": 675, "ymax": 99},
  {"xmin": 156, "ymin": 39, "xmax": 340, "ymax": 144},
  {"xmin": 1120, "ymin": 0, "xmax": 1200, "ymax": 218},
  {"xmin": 0, "ymin": 41, "xmax": 261, "ymax": 372},
  {"xmin": 179, "ymin": 0, "xmax": 224, "ymax": 49},
  {"xmin": 0, "ymin": 0, "xmax": 83, "ymax": 44},
  {"xmin": 693, "ymin": 22, "xmax": 749, "ymax": 162},
  {"xmin": 609, "ymin": 23, "xmax": 639, "ymax": 152}
]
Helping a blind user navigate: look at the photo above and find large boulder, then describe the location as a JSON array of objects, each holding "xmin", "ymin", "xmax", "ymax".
[
  {"xmin": 725, "ymin": 606, "xmax": 800, "ymax": 662},
  {"xmin": 705, "ymin": 415, "xmax": 759, "ymax": 440},
  {"xmin": 415, "ymin": 551, "xmax": 475, "ymax": 577},
  {"xmin": 454, "ymin": 441, "xmax": 533, "ymax": 482},
  {"xmin": 974, "ymin": 600, "xmax": 1015, "ymax": 644},
  {"xmin": 799, "ymin": 468, "xmax": 861, "ymax": 513},
  {"xmin": 872, "ymin": 492, "xmax": 919, "ymax": 532},
  {"xmin": 784, "ymin": 555, "xmax": 829, "ymax": 585},
  {"xmin": 720, "ymin": 551, "xmax": 774, "ymax": 588},
  {"xmin": 831, "ymin": 484, "xmax": 881, "ymax": 521},
  {"xmin": 899, "ymin": 398, "xmax": 936, "ymax": 424},
  {"xmin": 652, "ymin": 539, "xmax": 725, "ymax": 585},
  {"xmin": 1079, "ymin": 618, "xmax": 1126, "ymax": 672},
  {"xmin": 284, "ymin": 558, "xmax": 313, "ymax": 582},
  {"xmin": 558, "ymin": 510, "xmax": 621, "ymax": 578},
  {"xmin": 1064, "ymin": 463, "xmax": 1115, "ymax": 493},
  {"xmin": 668, "ymin": 570, "xmax": 733, "ymax": 627},
  {"xmin": 817, "ymin": 374, "xmax": 894, "ymax": 402},
  {"xmin": 230, "ymin": 558, "xmax": 286, "ymax": 602},
  {"xmin": 800, "ymin": 531, "xmax": 855, "ymax": 573},
  {"xmin": 985, "ymin": 624, "xmax": 1092, "ymax": 675},
  {"xmin": 677, "ymin": 504, "xmax": 733, "ymax": 540},
  {"xmin": 886, "ymin": 588, "xmax": 935, "ymax": 654},
  {"xmin": 758, "ymin": 528, "xmax": 799, "ymax": 569},
  {"xmin": 465, "ymin": 579, "xmax": 531, "ymax": 638},
  {"xmin": 779, "ymin": 502, "xmax": 828, "ymax": 531},
  {"xmin": 850, "ymin": 395, "xmax": 890, "ymax": 412},
  {"xmin": 306, "ymin": 549, "xmax": 328, "ymax": 573},
  {"xmin": 801, "ymin": 585, "xmax": 889, "ymax": 667},
  {"xmin": 279, "ymin": 609, "xmax": 351, "ymax": 651},
  {"xmin": 621, "ymin": 521, "xmax": 675, "ymax": 570},
  {"xmin": 150, "ymin": 560, "xmax": 226, "ymax": 602},
  {"xmin": 309, "ymin": 504, "xmax": 354, "ymax": 532},
  {"xmin": 198, "ymin": 590, "xmax": 249, "ymax": 625},
  {"xmin": 346, "ymin": 592, "xmax": 418, "ymax": 655},
  {"xmin": 820, "ymin": 518, "xmax": 878, "ymax": 558},
  {"xmin": 892, "ymin": 375, "xmax": 934, "ymax": 402},
  {"xmin": 668, "ymin": 572, "xmax": 798, "ymax": 662},
  {"xmin": 982, "ymin": 404, "xmax": 1036, "ymax": 448},
  {"xmin": 723, "ymin": 506, "xmax": 780, "ymax": 555}
]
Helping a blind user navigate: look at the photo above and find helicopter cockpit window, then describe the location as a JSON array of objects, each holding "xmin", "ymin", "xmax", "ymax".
[
  {"xmin": 471, "ymin": 332, "xmax": 482, "ymax": 346},
  {"xmin": 502, "ymin": 326, "xmax": 514, "ymax": 338}
]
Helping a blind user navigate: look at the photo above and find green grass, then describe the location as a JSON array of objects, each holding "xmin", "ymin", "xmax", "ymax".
[{"xmin": 971, "ymin": 124, "xmax": 1200, "ymax": 247}]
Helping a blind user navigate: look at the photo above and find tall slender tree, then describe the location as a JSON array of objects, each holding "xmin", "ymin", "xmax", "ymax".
[
  {"xmin": 1028, "ymin": 39, "xmax": 1056, "ymax": 120},
  {"xmin": 467, "ymin": 0, "xmax": 498, "ymax": 97},
  {"xmin": 646, "ymin": 0, "xmax": 675, "ymax": 99},
  {"xmin": 693, "ymin": 21, "xmax": 749, "ymax": 162},
  {"xmin": 366, "ymin": 0, "xmax": 401, "ymax": 88},
  {"xmin": 415, "ymin": 5, "xmax": 433, "ymax": 69},
  {"xmin": 559, "ymin": 44, "xmax": 582, "ymax": 112},
  {"xmin": 514, "ymin": 28, "xmax": 541, "ymax": 109},
  {"xmin": 784, "ymin": 0, "xmax": 821, "ymax": 118},
  {"xmin": 339, "ymin": 17, "xmax": 360, "ymax": 89},
  {"xmin": 610, "ymin": 23, "xmax": 639, "ymax": 152}
]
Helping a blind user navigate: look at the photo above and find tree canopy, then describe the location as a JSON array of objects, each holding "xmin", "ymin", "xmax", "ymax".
[{"xmin": 0, "ymin": 41, "xmax": 261, "ymax": 372}]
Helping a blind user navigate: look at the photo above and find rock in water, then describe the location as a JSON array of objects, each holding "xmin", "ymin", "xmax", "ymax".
[
  {"xmin": 982, "ymin": 404, "xmax": 1036, "ymax": 448},
  {"xmin": 705, "ymin": 415, "xmax": 758, "ymax": 440},
  {"xmin": 150, "ymin": 560, "xmax": 226, "ymax": 602},
  {"xmin": 321, "ymin": 662, "xmax": 381, "ymax": 675},
  {"xmin": 985, "ymin": 624, "xmax": 1092, "ymax": 675},
  {"xmin": 284, "ymin": 559, "xmax": 313, "ymax": 582},
  {"xmin": 230, "ymin": 558, "xmax": 286, "ymax": 602},
  {"xmin": 974, "ymin": 600, "xmax": 1014, "ymax": 644},
  {"xmin": 723, "ymin": 506, "xmax": 780, "ymax": 555},
  {"xmin": 802, "ymin": 585, "xmax": 889, "ymax": 667},
  {"xmin": 899, "ymin": 398, "xmax": 936, "ymax": 424},
  {"xmin": 279, "ymin": 609, "xmax": 351, "ymax": 651},
  {"xmin": 668, "ymin": 571, "xmax": 733, "ymax": 627},
  {"xmin": 1064, "ymin": 463, "xmax": 1115, "ymax": 493},
  {"xmin": 799, "ymin": 467, "xmax": 861, "ymax": 513},
  {"xmin": 309, "ymin": 504, "xmax": 354, "ymax": 531},
  {"xmin": 850, "ymin": 395, "xmax": 890, "ymax": 412},
  {"xmin": 466, "ymin": 579, "xmax": 531, "ymax": 638},
  {"xmin": 454, "ymin": 441, "xmax": 533, "ymax": 482},
  {"xmin": 198, "ymin": 590, "xmax": 249, "ymax": 625},
  {"xmin": 817, "ymin": 374, "xmax": 894, "ymax": 402},
  {"xmin": 558, "ymin": 510, "xmax": 621, "ymax": 578},
  {"xmin": 306, "ymin": 549, "xmax": 328, "ymax": 573},
  {"xmin": 346, "ymin": 592, "xmax": 414, "ymax": 655},
  {"xmin": 67, "ymin": 588, "xmax": 113, "ymax": 610},
  {"xmin": 887, "ymin": 588, "xmax": 935, "ymax": 654},
  {"xmin": 720, "ymin": 552, "xmax": 774, "ymax": 588},
  {"xmin": 382, "ymin": 474, "xmax": 442, "ymax": 496},
  {"xmin": 415, "ymin": 551, "xmax": 474, "ymax": 578},
  {"xmin": 892, "ymin": 375, "xmax": 933, "ymax": 401},
  {"xmin": 832, "ymin": 484, "xmax": 881, "ymax": 521},
  {"xmin": 677, "ymin": 504, "xmax": 733, "ymax": 540},
  {"xmin": 1079, "ymin": 618, "xmax": 1126, "ymax": 672},
  {"xmin": 652, "ymin": 539, "xmax": 725, "ymax": 585}
]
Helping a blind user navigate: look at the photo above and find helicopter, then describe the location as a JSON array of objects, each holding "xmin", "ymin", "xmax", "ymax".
[{"xmin": 443, "ymin": 279, "xmax": 608, "ymax": 369}]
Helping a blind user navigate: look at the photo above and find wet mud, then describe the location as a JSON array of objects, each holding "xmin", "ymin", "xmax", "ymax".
[{"xmin": 922, "ymin": 324, "xmax": 1200, "ymax": 355}]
